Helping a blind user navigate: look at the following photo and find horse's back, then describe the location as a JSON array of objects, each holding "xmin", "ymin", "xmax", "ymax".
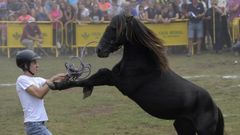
[{"xmin": 128, "ymin": 69, "xmax": 218, "ymax": 123}]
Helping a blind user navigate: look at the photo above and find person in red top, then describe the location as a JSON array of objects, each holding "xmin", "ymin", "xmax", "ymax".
[
  {"xmin": 21, "ymin": 18, "xmax": 42, "ymax": 50},
  {"xmin": 98, "ymin": 0, "xmax": 111, "ymax": 20},
  {"xmin": 17, "ymin": 8, "xmax": 33, "ymax": 23}
]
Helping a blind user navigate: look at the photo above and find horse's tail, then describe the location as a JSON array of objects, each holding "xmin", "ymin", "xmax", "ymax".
[{"xmin": 215, "ymin": 107, "xmax": 224, "ymax": 135}]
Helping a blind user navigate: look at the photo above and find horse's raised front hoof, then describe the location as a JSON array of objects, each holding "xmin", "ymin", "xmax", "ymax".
[
  {"xmin": 83, "ymin": 86, "xmax": 94, "ymax": 99},
  {"xmin": 47, "ymin": 82, "xmax": 58, "ymax": 90},
  {"xmin": 48, "ymin": 81, "xmax": 71, "ymax": 90}
]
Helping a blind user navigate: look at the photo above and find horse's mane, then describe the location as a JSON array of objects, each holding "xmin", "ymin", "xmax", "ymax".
[{"xmin": 112, "ymin": 14, "xmax": 169, "ymax": 70}]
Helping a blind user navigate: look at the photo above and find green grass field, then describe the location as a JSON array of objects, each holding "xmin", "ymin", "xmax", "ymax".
[{"xmin": 0, "ymin": 52, "xmax": 240, "ymax": 135}]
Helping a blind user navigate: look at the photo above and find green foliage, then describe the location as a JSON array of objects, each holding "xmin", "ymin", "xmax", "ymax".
[{"xmin": 0, "ymin": 53, "xmax": 240, "ymax": 135}]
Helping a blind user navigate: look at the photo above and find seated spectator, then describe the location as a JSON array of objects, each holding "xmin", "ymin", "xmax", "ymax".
[
  {"xmin": 20, "ymin": 18, "xmax": 43, "ymax": 50},
  {"xmin": 89, "ymin": 4, "xmax": 104, "ymax": 23},
  {"xmin": 17, "ymin": 8, "xmax": 34, "ymax": 23}
]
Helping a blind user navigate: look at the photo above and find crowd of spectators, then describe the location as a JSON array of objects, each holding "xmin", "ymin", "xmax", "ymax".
[
  {"xmin": 0, "ymin": 0, "xmax": 240, "ymax": 56},
  {"xmin": 0, "ymin": 0, "xmax": 186, "ymax": 23}
]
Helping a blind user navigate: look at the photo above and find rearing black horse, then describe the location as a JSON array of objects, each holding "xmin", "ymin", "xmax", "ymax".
[{"xmin": 50, "ymin": 14, "xmax": 224, "ymax": 135}]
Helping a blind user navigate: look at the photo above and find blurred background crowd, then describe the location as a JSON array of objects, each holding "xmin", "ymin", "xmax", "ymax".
[{"xmin": 0, "ymin": 0, "xmax": 240, "ymax": 56}]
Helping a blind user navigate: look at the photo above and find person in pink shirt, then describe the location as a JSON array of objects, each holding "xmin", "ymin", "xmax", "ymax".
[
  {"xmin": 227, "ymin": 0, "xmax": 240, "ymax": 21},
  {"xmin": 48, "ymin": 3, "xmax": 63, "ymax": 47}
]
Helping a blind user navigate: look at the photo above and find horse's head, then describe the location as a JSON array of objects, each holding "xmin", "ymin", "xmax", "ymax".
[{"xmin": 97, "ymin": 14, "xmax": 128, "ymax": 57}]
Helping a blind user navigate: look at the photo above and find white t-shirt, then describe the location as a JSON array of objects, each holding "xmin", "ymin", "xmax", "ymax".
[
  {"xmin": 81, "ymin": 8, "xmax": 90, "ymax": 18},
  {"xmin": 217, "ymin": 0, "xmax": 227, "ymax": 8},
  {"xmin": 16, "ymin": 75, "xmax": 48, "ymax": 123}
]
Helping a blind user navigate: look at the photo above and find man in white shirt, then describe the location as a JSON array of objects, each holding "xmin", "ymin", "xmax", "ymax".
[{"xmin": 16, "ymin": 49, "xmax": 66, "ymax": 135}]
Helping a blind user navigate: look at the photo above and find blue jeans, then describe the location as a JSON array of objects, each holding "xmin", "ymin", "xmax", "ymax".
[
  {"xmin": 188, "ymin": 21, "xmax": 203, "ymax": 38},
  {"xmin": 24, "ymin": 121, "xmax": 52, "ymax": 135}
]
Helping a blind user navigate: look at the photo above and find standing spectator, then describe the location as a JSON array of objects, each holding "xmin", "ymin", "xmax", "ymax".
[
  {"xmin": 16, "ymin": 49, "xmax": 66, "ymax": 135},
  {"xmin": 19, "ymin": 0, "xmax": 30, "ymax": 10},
  {"xmin": 85, "ymin": 0, "xmax": 98, "ymax": 10},
  {"xmin": 108, "ymin": 0, "xmax": 123, "ymax": 20},
  {"xmin": 160, "ymin": 2, "xmax": 180, "ymax": 23},
  {"xmin": 205, "ymin": 0, "xmax": 224, "ymax": 53},
  {"xmin": 98, "ymin": 0, "xmax": 112, "ymax": 20},
  {"xmin": 179, "ymin": 0, "xmax": 190, "ymax": 19},
  {"xmin": 145, "ymin": 2, "xmax": 158, "ymax": 23},
  {"xmin": 59, "ymin": 1, "xmax": 68, "ymax": 24},
  {"xmin": 218, "ymin": 0, "xmax": 232, "ymax": 50},
  {"xmin": 0, "ymin": 0, "xmax": 7, "ymax": 20},
  {"xmin": 89, "ymin": 4, "xmax": 104, "ymax": 23},
  {"xmin": 17, "ymin": 8, "xmax": 34, "ymax": 23},
  {"xmin": 0, "ymin": 0, "xmax": 7, "ymax": 46},
  {"xmin": 63, "ymin": 4, "xmax": 76, "ymax": 23},
  {"xmin": 199, "ymin": 0, "xmax": 208, "ymax": 51},
  {"xmin": 232, "ymin": 34, "xmax": 240, "ymax": 56},
  {"xmin": 76, "ymin": 3, "xmax": 90, "ymax": 21},
  {"xmin": 32, "ymin": 0, "xmax": 50, "ymax": 21},
  {"xmin": 64, "ymin": 4, "xmax": 76, "ymax": 50},
  {"xmin": 48, "ymin": 2, "xmax": 63, "ymax": 47},
  {"xmin": 137, "ymin": 4, "xmax": 148, "ymax": 21},
  {"xmin": 44, "ymin": 0, "xmax": 53, "ymax": 14},
  {"xmin": 0, "ymin": 16, "xmax": 7, "ymax": 46},
  {"xmin": 8, "ymin": 0, "xmax": 23, "ymax": 18},
  {"xmin": 187, "ymin": 0, "xmax": 205, "ymax": 56},
  {"xmin": 67, "ymin": 0, "xmax": 79, "ymax": 9},
  {"xmin": 123, "ymin": 1, "xmax": 138, "ymax": 17},
  {"xmin": 20, "ymin": 18, "xmax": 42, "ymax": 50},
  {"xmin": 227, "ymin": 0, "xmax": 240, "ymax": 21},
  {"xmin": 227, "ymin": 0, "xmax": 240, "ymax": 44}
]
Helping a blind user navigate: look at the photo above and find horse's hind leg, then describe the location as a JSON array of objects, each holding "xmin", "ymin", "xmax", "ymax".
[{"xmin": 173, "ymin": 119, "xmax": 196, "ymax": 135}]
